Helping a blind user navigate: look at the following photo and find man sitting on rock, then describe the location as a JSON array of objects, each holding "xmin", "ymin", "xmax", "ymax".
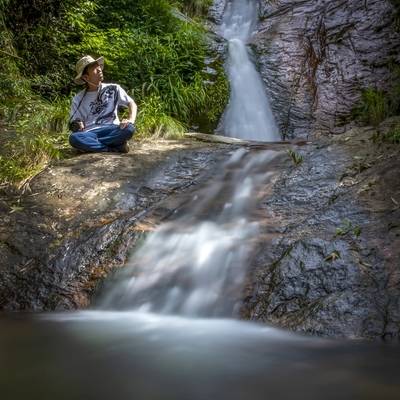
[{"xmin": 69, "ymin": 55, "xmax": 137, "ymax": 153}]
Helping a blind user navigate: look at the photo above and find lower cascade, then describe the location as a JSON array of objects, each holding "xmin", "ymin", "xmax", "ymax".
[
  {"xmin": 99, "ymin": 149, "xmax": 276, "ymax": 316},
  {"xmin": 218, "ymin": 0, "xmax": 279, "ymax": 141}
]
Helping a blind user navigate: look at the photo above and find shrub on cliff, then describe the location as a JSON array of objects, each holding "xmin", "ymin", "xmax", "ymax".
[{"xmin": 353, "ymin": 65, "xmax": 400, "ymax": 127}]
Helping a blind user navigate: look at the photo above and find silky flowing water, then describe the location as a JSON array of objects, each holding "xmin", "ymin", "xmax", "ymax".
[
  {"xmin": 218, "ymin": 0, "xmax": 279, "ymax": 141},
  {"xmin": 1, "ymin": 148, "xmax": 400, "ymax": 399},
  {"xmin": 1, "ymin": 2, "xmax": 400, "ymax": 399},
  {"xmin": 98, "ymin": 148, "xmax": 273, "ymax": 316}
]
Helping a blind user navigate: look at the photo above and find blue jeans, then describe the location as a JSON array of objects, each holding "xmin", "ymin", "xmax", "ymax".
[{"xmin": 69, "ymin": 123, "xmax": 135, "ymax": 152}]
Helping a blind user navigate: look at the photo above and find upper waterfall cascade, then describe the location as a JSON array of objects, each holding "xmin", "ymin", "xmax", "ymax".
[{"xmin": 218, "ymin": 0, "xmax": 279, "ymax": 141}]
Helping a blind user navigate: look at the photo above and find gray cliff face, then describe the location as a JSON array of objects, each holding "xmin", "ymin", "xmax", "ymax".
[
  {"xmin": 253, "ymin": 0, "xmax": 400, "ymax": 138},
  {"xmin": 208, "ymin": 0, "xmax": 227, "ymax": 24},
  {"xmin": 241, "ymin": 118, "xmax": 400, "ymax": 340}
]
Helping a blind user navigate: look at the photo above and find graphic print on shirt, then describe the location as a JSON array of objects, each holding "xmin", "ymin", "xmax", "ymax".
[
  {"xmin": 70, "ymin": 83, "xmax": 133, "ymax": 130},
  {"xmin": 89, "ymin": 85, "xmax": 119, "ymax": 125}
]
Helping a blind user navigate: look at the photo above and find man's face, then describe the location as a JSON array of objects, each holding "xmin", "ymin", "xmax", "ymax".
[{"xmin": 82, "ymin": 62, "xmax": 104, "ymax": 85}]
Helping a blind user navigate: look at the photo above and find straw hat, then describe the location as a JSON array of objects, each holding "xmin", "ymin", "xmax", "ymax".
[{"xmin": 74, "ymin": 55, "xmax": 104, "ymax": 85}]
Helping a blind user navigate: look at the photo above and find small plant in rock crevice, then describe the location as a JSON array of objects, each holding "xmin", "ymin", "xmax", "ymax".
[
  {"xmin": 382, "ymin": 125, "xmax": 400, "ymax": 144},
  {"xmin": 352, "ymin": 88, "xmax": 388, "ymax": 127},
  {"xmin": 353, "ymin": 63, "xmax": 400, "ymax": 128},
  {"xmin": 324, "ymin": 250, "xmax": 341, "ymax": 262},
  {"xmin": 335, "ymin": 219, "xmax": 362, "ymax": 238},
  {"xmin": 287, "ymin": 149, "xmax": 304, "ymax": 166}
]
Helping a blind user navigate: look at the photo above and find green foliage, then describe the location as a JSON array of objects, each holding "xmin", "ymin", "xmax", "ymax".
[
  {"xmin": 376, "ymin": 124, "xmax": 400, "ymax": 144},
  {"xmin": 287, "ymin": 149, "xmax": 304, "ymax": 166},
  {"xmin": 385, "ymin": 126, "xmax": 400, "ymax": 143},
  {"xmin": 353, "ymin": 88, "xmax": 388, "ymax": 127},
  {"xmin": 0, "ymin": 2, "xmax": 69, "ymax": 183},
  {"xmin": 387, "ymin": 64, "xmax": 400, "ymax": 114},
  {"xmin": 76, "ymin": 25, "xmax": 210, "ymax": 122},
  {"xmin": 3, "ymin": 0, "xmax": 88, "ymax": 98},
  {"xmin": 353, "ymin": 64, "xmax": 400, "ymax": 127},
  {"xmin": 0, "ymin": 3, "xmax": 29, "ymax": 102},
  {"xmin": 3, "ymin": 96, "xmax": 70, "ymax": 134},
  {"xmin": 2, "ymin": 0, "xmax": 226, "ymax": 125},
  {"xmin": 72, "ymin": 2, "xmax": 226, "ymax": 131},
  {"xmin": 202, "ymin": 65, "xmax": 230, "ymax": 124},
  {"xmin": 335, "ymin": 219, "xmax": 362, "ymax": 238},
  {"xmin": 0, "ymin": 0, "xmax": 228, "ymax": 184},
  {"xmin": 136, "ymin": 95, "xmax": 185, "ymax": 139},
  {"xmin": 0, "ymin": 95, "xmax": 69, "ymax": 184},
  {"xmin": 0, "ymin": 132, "xmax": 64, "ymax": 184}
]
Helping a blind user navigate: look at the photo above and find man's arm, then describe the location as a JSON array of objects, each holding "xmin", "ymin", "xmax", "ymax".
[
  {"xmin": 70, "ymin": 93, "xmax": 86, "ymax": 131},
  {"xmin": 120, "ymin": 100, "xmax": 137, "ymax": 129}
]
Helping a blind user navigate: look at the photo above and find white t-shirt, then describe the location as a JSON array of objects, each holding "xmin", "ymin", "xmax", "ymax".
[{"xmin": 70, "ymin": 83, "xmax": 134, "ymax": 130}]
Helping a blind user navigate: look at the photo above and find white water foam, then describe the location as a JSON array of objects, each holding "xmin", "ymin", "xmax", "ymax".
[
  {"xmin": 218, "ymin": 0, "xmax": 279, "ymax": 141},
  {"xmin": 99, "ymin": 150, "xmax": 277, "ymax": 316}
]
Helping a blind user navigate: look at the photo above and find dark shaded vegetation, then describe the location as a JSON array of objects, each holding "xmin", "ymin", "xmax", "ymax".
[
  {"xmin": 351, "ymin": 1, "xmax": 400, "ymax": 137},
  {"xmin": 391, "ymin": 0, "xmax": 400, "ymax": 31},
  {"xmin": 383, "ymin": 126, "xmax": 400, "ymax": 143},
  {"xmin": 353, "ymin": 81, "xmax": 400, "ymax": 143},
  {"xmin": 353, "ymin": 82, "xmax": 399, "ymax": 128},
  {"xmin": 0, "ymin": 0, "xmax": 228, "ymax": 183}
]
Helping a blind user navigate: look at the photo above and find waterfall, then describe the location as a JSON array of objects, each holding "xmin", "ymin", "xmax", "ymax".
[
  {"xmin": 218, "ymin": 0, "xmax": 279, "ymax": 141},
  {"xmin": 99, "ymin": 149, "xmax": 277, "ymax": 316},
  {"xmin": 98, "ymin": 1, "xmax": 281, "ymax": 317}
]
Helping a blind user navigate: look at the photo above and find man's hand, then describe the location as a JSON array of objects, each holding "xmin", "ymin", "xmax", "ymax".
[
  {"xmin": 120, "ymin": 119, "xmax": 133, "ymax": 129},
  {"xmin": 69, "ymin": 119, "xmax": 85, "ymax": 132},
  {"xmin": 120, "ymin": 100, "xmax": 137, "ymax": 129}
]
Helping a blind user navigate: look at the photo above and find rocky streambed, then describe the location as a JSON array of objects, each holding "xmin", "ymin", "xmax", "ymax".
[
  {"xmin": 0, "ymin": 140, "xmax": 234, "ymax": 310},
  {"xmin": 1, "ymin": 120, "xmax": 399, "ymax": 340}
]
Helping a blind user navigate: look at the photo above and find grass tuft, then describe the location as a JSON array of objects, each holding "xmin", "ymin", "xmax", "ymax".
[
  {"xmin": 380, "ymin": 125, "xmax": 400, "ymax": 144},
  {"xmin": 287, "ymin": 149, "xmax": 304, "ymax": 166},
  {"xmin": 136, "ymin": 95, "xmax": 186, "ymax": 139},
  {"xmin": 353, "ymin": 88, "xmax": 388, "ymax": 127}
]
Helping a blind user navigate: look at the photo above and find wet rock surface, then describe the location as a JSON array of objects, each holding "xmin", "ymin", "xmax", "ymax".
[
  {"xmin": 253, "ymin": 0, "xmax": 400, "ymax": 138},
  {"xmin": 0, "ymin": 140, "xmax": 234, "ymax": 310},
  {"xmin": 0, "ymin": 124, "xmax": 399, "ymax": 340},
  {"xmin": 243, "ymin": 118, "xmax": 400, "ymax": 340}
]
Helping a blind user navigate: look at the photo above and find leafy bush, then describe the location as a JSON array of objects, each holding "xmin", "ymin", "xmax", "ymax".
[
  {"xmin": 0, "ymin": 95, "xmax": 70, "ymax": 183},
  {"xmin": 0, "ymin": 0, "xmax": 228, "ymax": 184},
  {"xmin": 135, "ymin": 95, "xmax": 185, "ymax": 139},
  {"xmin": 2, "ymin": 0, "xmax": 227, "ymax": 130}
]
